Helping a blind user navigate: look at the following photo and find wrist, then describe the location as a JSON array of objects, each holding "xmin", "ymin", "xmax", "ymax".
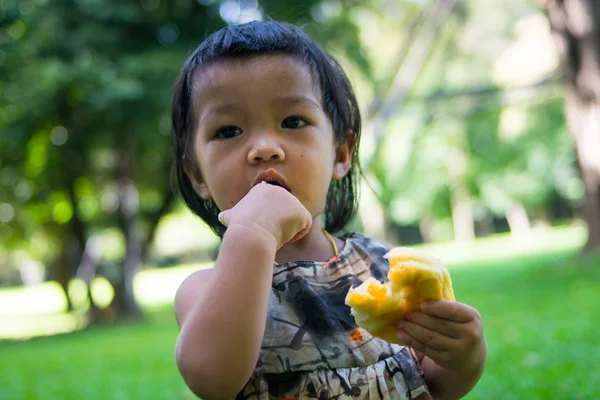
[
  {"xmin": 224, "ymin": 223, "xmax": 279, "ymax": 254},
  {"xmin": 465, "ymin": 342, "xmax": 487, "ymax": 378},
  {"xmin": 422, "ymin": 352, "xmax": 486, "ymax": 400}
]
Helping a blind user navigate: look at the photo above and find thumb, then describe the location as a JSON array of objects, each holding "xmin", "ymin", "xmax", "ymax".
[{"xmin": 218, "ymin": 210, "xmax": 230, "ymax": 226}]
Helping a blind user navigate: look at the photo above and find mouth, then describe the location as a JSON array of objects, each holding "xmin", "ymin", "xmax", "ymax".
[{"xmin": 252, "ymin": 169, "xmax": 291, "ymax": 192}]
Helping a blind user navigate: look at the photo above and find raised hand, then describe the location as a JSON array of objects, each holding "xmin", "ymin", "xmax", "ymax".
[{"xmin": 218, "ymin": 181, "xmax": 313, "ymax": 249}]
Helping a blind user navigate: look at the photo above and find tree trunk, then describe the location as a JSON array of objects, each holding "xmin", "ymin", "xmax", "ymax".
[
  {"xmin": 450, "ymin": 184, "xmax": 475, "ymax": 242},
  {"xmin": 51, "ymin": 146, "xmax": 89, "ymax": 313},
  {"xmin": 109, "ymin": 147, "xmax": 143, "ymax": 320},
  {"xmin": 358, "ymin": 177, "xmax": 388, "ymax": 241},
  {"xmin": 419, "ymin": 214, "xmax": 435, "ymax": 243},
  {"xmin": 140, "ymin": 188, "xmax": 175, "ymax": 262},
  {"xmin": 74, "ymin": 236, "xmax": 104, "ymax": 321},
  {"xmin": 506, "ymin": 202, "xmax": 532, "ymax": 237},
  {"xmin": 543, "ymin": 0, "xmax": 600, "ymax": 251},
  {"xmin": 447, "ymin": 144, "xmax": 474, "ymax": 242},
  {"xmin": 53, "ymin": 226, "xmax": 74, "ymax": 312},
  {"xmin": 568, "ymin": 94, "xmax": 600, "ymax": 250},
  {"xmin": 475, "ymin": 215, "xmax": 495, "ymax": 237}
]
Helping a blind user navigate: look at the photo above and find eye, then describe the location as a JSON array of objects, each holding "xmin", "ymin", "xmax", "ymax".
[
  {"xmin": 281, "ymin": 116, "xmax": 308, "ymax": 129},
  {"xmin": 215, "ymin": 126, "xmax": 242, "ymax": 139}
]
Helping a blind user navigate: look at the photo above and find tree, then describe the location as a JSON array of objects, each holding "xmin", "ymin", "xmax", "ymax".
[
  {"xmin": 361, "ymin": 0, "xmax": 570, "ymax": 243},
  {"xmin": 1, "ymin": 0, "xmax": 201, "ymax": 320},
  {"xmin": 0, "ymin": 0, "xmax": 368, "ymax": 322},
  {"xmin": 541, "ymin": 0, "xmax": 600, "ymax": 251}
]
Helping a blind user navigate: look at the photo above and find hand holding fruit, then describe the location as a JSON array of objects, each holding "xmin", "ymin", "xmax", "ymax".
[
  {"xmin": 345, "ymin": 247, "xmax": 455, "ymax": 344},
  {"xmin": 346, "ymin": 247, "xmax": 486, "ymax": 377},
  {"xmin": 396, "ymin": 299, "xmax": 486, "ymax": 376}
]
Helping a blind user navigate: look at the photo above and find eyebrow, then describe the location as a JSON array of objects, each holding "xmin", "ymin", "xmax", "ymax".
[
  {"xmin": 197, "ymin": 95, "xmax": 323, "ymax": 127},
  {"xmin": 198, "ymin": 103, "xmax": 243, "ymax": 127},
  {"xmin": 272, "ymin": 95, "xmax": 323, "ymax": 111}
]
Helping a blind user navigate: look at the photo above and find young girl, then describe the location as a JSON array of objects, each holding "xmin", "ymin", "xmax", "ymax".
[{"xmin": 171, "ymin": 20, "xmax": 487, "ymax": 400}]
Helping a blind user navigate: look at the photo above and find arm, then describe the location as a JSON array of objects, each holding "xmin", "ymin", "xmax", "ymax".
[
  {"xmin": 421, "ymin": 354, "xmax": 486, "ymax": 400},
  {"xmin": 175, "ymin": 224, "xmax": 277, "ymax": 399},
  {"xmin": 380, "ymin": 241, "xmax": 486, "ymax": 398},
  {"xmin": 173, "ymin": 182, "xmax": 312, "ymax": 399}
]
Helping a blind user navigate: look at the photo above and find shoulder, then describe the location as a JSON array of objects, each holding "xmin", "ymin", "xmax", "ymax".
[{"xmin": 174, "ymin": 267, "xmax": 213, "ymax": 328}]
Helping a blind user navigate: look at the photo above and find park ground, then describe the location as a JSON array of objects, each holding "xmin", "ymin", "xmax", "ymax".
[{"xmin": 0, "ymin": 223, "xmax": 598, "ymax": 400}]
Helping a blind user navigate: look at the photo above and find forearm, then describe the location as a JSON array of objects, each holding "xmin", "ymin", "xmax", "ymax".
[
  {"xmin": 422, "ymin": 356, "xmax": 486, "ymax": 400},
  {"xmin": 176, "ymin": 224, "xmax": 277, "ymax": 398}
]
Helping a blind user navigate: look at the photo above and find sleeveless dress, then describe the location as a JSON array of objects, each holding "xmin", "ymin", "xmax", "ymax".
[{"xmin": 236, "ymin": 232, "xmax": 433, "ymax": 400}]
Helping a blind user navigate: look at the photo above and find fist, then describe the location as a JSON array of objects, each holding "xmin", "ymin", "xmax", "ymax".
[{"xmin": 218, "ymin": 182, "xmax": 312, "ymax": 249}]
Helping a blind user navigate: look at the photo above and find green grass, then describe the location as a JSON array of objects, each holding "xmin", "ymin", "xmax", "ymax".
[
  {"xmin": 0, "ymin": 264, "xmax": 206, "ymax": 339},
  {"xmin": 0, "ymin": 306, "xmax": 195, "ymax": 400},
  {"xmin": 458, "ymin": 251, "xmax": 600, "ymax": 400},
  {"xmin": 0, "ymin": 224, "xmax": 599, "ymax": 399}
]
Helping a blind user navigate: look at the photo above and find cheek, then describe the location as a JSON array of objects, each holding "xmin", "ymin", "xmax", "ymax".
[
  {"xmin": 198, "ymin": 143, "xmax": 235, "ymax": 179},
  {"xmin": 202, "ymin": 160, "xmax": 247, "ymax": 208},
  {"xmin": 299, "ymin": 151, "xmax": 334, "ymax": 196}
]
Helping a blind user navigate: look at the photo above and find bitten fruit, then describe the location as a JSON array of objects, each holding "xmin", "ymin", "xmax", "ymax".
[{"xmin": 345, "ymin": 247, "xmax": 455, "ymax": 344}]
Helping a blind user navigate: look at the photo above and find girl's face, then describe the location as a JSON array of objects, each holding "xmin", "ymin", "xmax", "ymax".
[{"xmin": 184, "ymin": 54, "xmax": 352, "ymax": 220}]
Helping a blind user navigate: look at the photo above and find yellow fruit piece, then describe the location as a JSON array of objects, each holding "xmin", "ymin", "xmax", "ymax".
[{"xmin": 345, "ymin": 247, "xmax": 455, "ymax": 345}]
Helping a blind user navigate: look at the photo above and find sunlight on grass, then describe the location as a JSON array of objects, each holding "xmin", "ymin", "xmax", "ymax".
[
  {"xmin": 415, "ymin": 222, "xmax": 587, "ymax": 267},
  {"xmin": 135, "ymin": 264, "xmax": 209, "ymax": 308},
  {"xmin": 0, "ymin": 283, "xmax": 68, "ymax": 316},
  {"xmin": 0, "ymin": 263, "xmax": 210, "ymax": 340},
  {"xmin": 0, "ymin": 313, "xmax": 87, "ymax": 340}
]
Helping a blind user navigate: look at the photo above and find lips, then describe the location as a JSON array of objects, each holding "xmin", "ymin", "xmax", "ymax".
[{"xmin": 251, "ymin": 169, "xmax": 291, "ymax": 192}]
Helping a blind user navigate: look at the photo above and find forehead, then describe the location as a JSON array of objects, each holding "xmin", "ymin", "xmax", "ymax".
[{"xmin": 192, "ymin": 54, "xmax": 322, "ymax": 104}]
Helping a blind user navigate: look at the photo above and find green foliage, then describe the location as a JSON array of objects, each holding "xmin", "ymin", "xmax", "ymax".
[
  {"xmin": 0, "ymin": 0, "xmax": 587, "ymax": 284},
  {"xmin": 360, "ymin": 0, "xmax": 578, "ymax": 235},
  {"xmin": 0, "ymin": 0, "xmax": 372, "ymax": 280}
]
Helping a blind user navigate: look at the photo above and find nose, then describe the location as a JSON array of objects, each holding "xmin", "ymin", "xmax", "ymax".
[{"xmin": 247, "ymin": 133, "xmax": 285, "ymax": 164}]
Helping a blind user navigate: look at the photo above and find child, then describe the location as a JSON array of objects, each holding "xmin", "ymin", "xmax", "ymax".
[{"xmin": 171, "ymin": 20, "xmax": 487, "ymax": 400}]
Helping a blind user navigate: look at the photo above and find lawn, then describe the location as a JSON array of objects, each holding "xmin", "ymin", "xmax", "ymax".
[
  {"xmin": 0, "ymin": 308, "xmax": 193, "ymax": 400},
  {"xmin": 455, "ymin": 249, "xmax": 600, "ymax": 399},
  {"xmin": 0, "ymin": 224, "xmax": 599, "ymax": 399}
]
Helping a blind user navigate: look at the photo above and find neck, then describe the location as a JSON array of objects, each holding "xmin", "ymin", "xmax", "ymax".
[{"xmin": 275, "ymin": 215, "xmax": 339, "ymax": 264}]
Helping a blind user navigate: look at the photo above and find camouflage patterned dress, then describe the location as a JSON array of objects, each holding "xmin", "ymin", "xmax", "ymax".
[{"xmin": 237, "ymin": 233, "xmax": 432, "ymax": 400}]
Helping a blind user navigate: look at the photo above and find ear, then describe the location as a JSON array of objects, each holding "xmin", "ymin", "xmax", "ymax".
[
  {"xmin": 332, "ymin": 131, "xmax": 355, "ymax": 180},
  {"xmin": 183, "ymin": 158, "xmax": 212, "ymax": 200}
]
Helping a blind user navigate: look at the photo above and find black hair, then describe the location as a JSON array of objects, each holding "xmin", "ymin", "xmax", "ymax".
[{"xmin": 171, "ymin": 20, "xmax": 362, "ymax": 237}]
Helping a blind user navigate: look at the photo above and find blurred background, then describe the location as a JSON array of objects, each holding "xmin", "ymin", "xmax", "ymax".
[{"xmin": 1, "ymin": 0, "xmax": 599, "ymax": 399}]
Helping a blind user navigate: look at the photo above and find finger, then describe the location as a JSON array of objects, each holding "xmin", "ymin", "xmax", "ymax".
[
  {"xmin": 421, "ymin": 300, "xmax": 479, "ymax": 323},
  {"xmin": 404, "ymin": 312, "xmax": 462, "ymax": 339},
  {"xmin": 396, "ymin": 327, "xmax": 447, "ymax": 361},
  {"xmin": 218, "ymin": 210, "xmax": 230, "ymax": 226},
  {"xmin": 397, "ymin": 321, "xmax": 457, "ymax": 352}
]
